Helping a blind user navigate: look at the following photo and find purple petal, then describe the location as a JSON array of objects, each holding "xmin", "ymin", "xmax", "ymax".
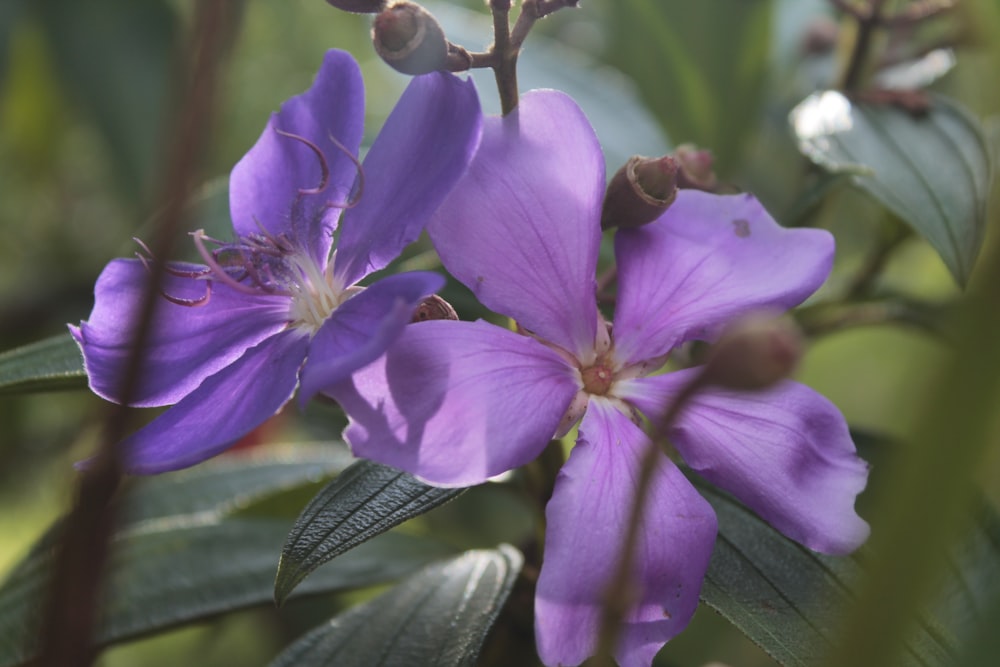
[
  {"xmin": 428, "ymin": 90, "xmax": 604, "ymax": 362},
  {"xmin": 535, "ymin": 399, "xmax": 717, "ymax": 667},
  {"xmin": 333, "ymin": 72, "xmax": 482, "ymax": 286},
  {"xmin": 71, "ymin": 258, "xmax": 289, "ymax": 407},
  {"xmin": 298, "ymin": 271, "xmax": 444, "ymax": 404},
  {"xmin": 326, "ymin": 320, "xmax": 579, "ymax": 486},
  {"xmin": 619, "ymin": 369, "xmax": 870, "ymax": 554},
  {"xmin": 229, "ymin": 49, "xmax": 365, "ymax": 261},
  {"xmin": 121, "ymin": 329, "xmax": 309, "ymax": 474},
  {"xmin": 613, "ymin": 190, "xmax": 833, "ymax": 365}
]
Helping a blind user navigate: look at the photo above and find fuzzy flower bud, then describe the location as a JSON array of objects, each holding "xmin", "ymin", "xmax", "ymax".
[
  {"xmin": 372, "ymin": 2, "xmax": 449, "ymax": 75},
  {"xmin": 600, "ymin": 155, "xmax": 679, "ymax": 230},
  {"xmin": 411, "ymin": 294, "xmax": 459, "ymax": 322},
  {"xmin": 326, "ymin": 0, "xmax": 387, "ymax": 13},
  {"xmin": 701, "ymin": 313, "xmax": 803, "ymax": 391},
  {"xmin": 674, "ymin": 144, "xmax": 718, "ymax": 192}
]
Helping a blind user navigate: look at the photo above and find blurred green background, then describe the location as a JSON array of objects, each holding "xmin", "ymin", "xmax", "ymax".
[{"xmin": 2, "ymin": 1, "xmax": 999, "ymax": 665}]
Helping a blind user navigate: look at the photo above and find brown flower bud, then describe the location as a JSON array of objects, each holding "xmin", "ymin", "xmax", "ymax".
[
  {"xmin": 800, "ymin": 17, "xmax": 838, "ymax": 56},
  {"xmin": 372, "ymin": 2, "xmax": 449, "ymax": 75},
  {"xmin": 701, "ymin": 314, "xmax": 802, "ymax": 391},
  {"xmin": 673, "ymin": 144, "xmax": 717, "ymax": 192},
  {"xmin": 411, "ymin": 294, "xmax": 458, "ymax": 323},
  {"xmin": 327, "ymin": 0, "xmax": 387, "ymax": 13},
  {"xmin": 601, "ymin": 155, "xmax": 679, "ymax": 230}
]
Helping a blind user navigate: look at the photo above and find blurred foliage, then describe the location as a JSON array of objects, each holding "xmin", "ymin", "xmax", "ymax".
[{"xmin": 1, "ymin": 0, "xmax": 999, "ymax": 666}]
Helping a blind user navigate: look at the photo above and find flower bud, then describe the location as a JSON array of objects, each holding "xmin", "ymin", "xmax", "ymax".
[
  {"xmin": 372, "ymin": 2, "xmax": 449, "ymax": 75},
  {"xmin": 800, "ymin": 17, "xmax": 838, "ymax": 56},
  {"xmin": 701, "ymin": 314, "xmax": 802, "ymax": 391},
  {"xmin": 601, "ymin": 155, "xmax": 679, "ymax": 230},
  {"xmin": 411, "ymin": 294, "xmax": 458, "ymax": 322},
  {"xmin": 673, "ymin": 144, "xmax": 717, "ymax": 192},
  {"xmin": 327, "ymin": 0, "xmax": 387, "ymax": 13}
]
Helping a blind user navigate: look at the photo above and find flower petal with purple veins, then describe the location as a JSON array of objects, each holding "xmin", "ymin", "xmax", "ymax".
[
  {"xmin": 327, "ymin": 320, "xmax": 579, "ymax": 487},
  {"xmin": 122, "ymin": 329, "xmax": 310, "ymax": 474},
  {"xmin": 535, "ymin": 398, "xmax": 717, "ymax": 667},
  {"xmin": 428, "ymin": 90, "xmax": 604, "ymax": 362},
  {"xmin": 613, "ymin": 190, "xmax": 834, "ymax": 366},
  {"xmin": 71, "ymin": 258, "xmax": 290, "ymax": 407},
  {"xmin": 298, "ymin": 271, "xmax": 444, "ymax": 405},
  {"xmin": 229, "ymin": 49, "xmax": 365, "ymax": 260},
  {"xmin": 333, "ymin": 72, "xmax": 482, "ymax": 287},
  {"xmin": 619, "ymin": 368, "xmax": 870, "ymax": 554}
]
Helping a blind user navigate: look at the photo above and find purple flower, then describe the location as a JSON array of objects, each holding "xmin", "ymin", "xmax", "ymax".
[
  {"xmin": 70, "ymin": 50, "xmax": 482, "ymax": 474},
  {"xmin": 328, "ymin": 91, "xmax": 870, "ymax": 666}
]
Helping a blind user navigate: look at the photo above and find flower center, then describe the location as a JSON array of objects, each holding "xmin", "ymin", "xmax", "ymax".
[
  {"xmin": 581, "ymin": 361, "xmax": 616, "ymax": 396},
  {"xmin": 285, "ymin": 251, "xmax": 356, "ymax": 333},
  {"xmin": 187, "ymin": 229, "xmax": 358, "ymax": 335}
]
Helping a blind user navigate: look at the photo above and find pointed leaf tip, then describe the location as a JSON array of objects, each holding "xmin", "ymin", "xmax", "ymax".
[{"xmin": 274, "ymin": 459, "xmax": 467, "ymax": 606}]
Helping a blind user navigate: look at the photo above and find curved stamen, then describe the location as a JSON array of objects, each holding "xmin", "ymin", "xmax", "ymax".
[
  {"xmin": 133, "ymin": 238, "xmax": 214, "ymax": 306},
  {"xmin": 134, "ymin": 238, "xmax": 211, "ymax": 279},
  {"xmin": 191, "ymin": 229, "xmax": 291, "ymax": 297},
  {"xmin": 160, "ymin": 281, "xmax": 212, "ymax": 307},
  {"xmin": 327, "ymin": 131, "xmax": 365, "ymax": 209},
  {"xmin": 133, "ymin": 237, "xmax": 155, "ymax": 260},
  {"xmin": 249, "ymin": 216, "xmax": 295, "ymax": 254},
  {"xmin": 165, "ymin": 264, "xmax": 212, "ymax": 279},
  {"xmin": 275, "ymin": 128, "xmax": 330, "ymax": 195}
]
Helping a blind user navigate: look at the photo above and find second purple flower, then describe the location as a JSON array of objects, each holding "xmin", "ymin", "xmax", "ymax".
[{"xmin": 328, "ymin": 91, "xmax": 870, "ymax": 667}]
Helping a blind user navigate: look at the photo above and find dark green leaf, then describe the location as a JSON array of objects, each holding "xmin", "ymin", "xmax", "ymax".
[
  {"xmin": 269, "ymin": 545, "xmax": 523, "ymax": 667},
  {"xmin": 121, "ymin": 443, "xmax": 356, "ymax": 524},
  {"xmin": 0, "ymin": 445, "xmax": 452, "ymax": 667},
  {"xmin": 6, "ymin": 443, "xmax": 355, "ymax": 578},
  {"xmin": 0, "ymin": 522, "xmax": 452, "ymax": 667},
  {"xmin": 0, "ymin": 332, "xmax": 86, "ymax": 395},
  {"xmin": 790, "ymin": 91, "xmax": 992, "ymax": 286},
  {"xmin": 695, "ymin": 447, "xmax": 1000, "ymax": 666},
  {"xmin": 275, "ymin": 459, "xmax": 466, "ymax": 605}
]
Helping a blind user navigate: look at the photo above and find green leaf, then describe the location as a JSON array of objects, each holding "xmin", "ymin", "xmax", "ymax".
[
  {"xmin": 607, "ymin": 0, "xmax": 774, "ymax": 172},
  {"xmin": 695, "ymin": 444, "xmax": 1000, "ymax": 666},
  {"xmin": 269, "ymin": 545, "xmax": 523, "ymax": 667},
  {"xmin": 275, "ymin": 459, "xmax": 466, "ymax": 606},
  {"xmin": 790, "ymin": 91, "xmax": 992, "ymax": 286},
  {"xmin": 0, "ymin": 445, "xmax": 453, "ymax": 667},
  {"xmin": 0, "ymin": 332, "xmax": 86, "ymax": 395}
]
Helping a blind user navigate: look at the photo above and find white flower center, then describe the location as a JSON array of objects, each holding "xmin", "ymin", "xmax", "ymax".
[{"xmin": 287, "ymin": 251, "xmax": 361, "ymax": 334}]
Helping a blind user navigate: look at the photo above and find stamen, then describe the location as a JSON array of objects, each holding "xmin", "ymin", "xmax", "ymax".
[
  {"xmin": 249, "ymin": 216, "xmax": 295, "ymax": 254},
  {"xmin": 160, "ymin": 282, "xmax": 212, "ymax": 307},
  {"xmin": 274, "ymin": 128, "xmax": 330, "ymax": 195},
  {"xmin": 327, "ymin": 131, "xmax": 365, "ymax": 209},
  {"xmin": 165, "ymin": 264, "xmax": 212, "ymax": 279},
  {"xmin": 134, "ymin": 237, "xmax": 213, "ymax": 306},
  {"xmin": 191, "ymin": 229, "xmax": 287, "ymax": 297},
  {"xmin": 133, "ymin": 237, "xmax": 155, "ymax": 259}
]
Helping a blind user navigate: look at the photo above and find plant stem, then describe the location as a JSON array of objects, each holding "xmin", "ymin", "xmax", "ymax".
[
  {"xmin": 795, "ymin": 298, "xmax": 949, "ymax": 340},
  {"xmin": 34, "ymin": 4, "xmax": 236, "ymax": 666},
  {"xmin": 489, "ymin": 0, "xmax": 519, "ymax": 115},
  {"xmin": 839, "ymin": 0, "xmax": 889, "ymax": 91}
]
